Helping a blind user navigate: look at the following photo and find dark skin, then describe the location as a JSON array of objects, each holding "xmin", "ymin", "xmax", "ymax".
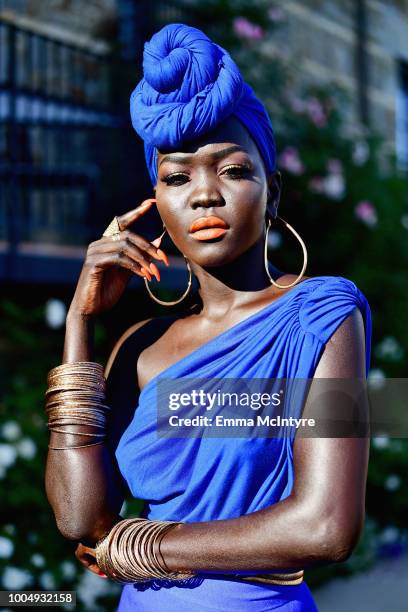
[{"xmin": 45, "ymin": 116, "xmax": 369, "ymax": 578}]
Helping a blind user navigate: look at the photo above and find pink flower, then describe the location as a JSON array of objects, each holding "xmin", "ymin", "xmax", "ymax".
[
  {"xmin": 279, "ymin": 146, "xmax": 305, "ymax": 175},
  {"xmin": 289, "ymin": 96, "xmax": 306, "ymax": 114},
  {"xmin": 306, "ymin": 97, "xmax": 327, "ymax": 128},
  {"xmin": 268, "ymin": 7, "xmax": 285, "ymax": 23},
  {"xmin": 233, "ymin": 17, "xmax": 264, "ymax": 41},
  {"xmin": 327, "ymin": 158, "xmax": 343, "ymax": 174},
  {"xmin": 354, "ymin": 201, "xmax": 378, "ymax": 227},
  {"xmin": 323, "ymin": 174, "xmax": 345, "ymax": 200}
]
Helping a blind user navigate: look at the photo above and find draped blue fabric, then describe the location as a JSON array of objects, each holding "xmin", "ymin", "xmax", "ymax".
[
  {"xmin": 130, "ymin": 23, "xmax": 277, "ymax": 186},
  {"xmin": 115, "ymin": 275, "xmax": 372, "ymax": 611}
]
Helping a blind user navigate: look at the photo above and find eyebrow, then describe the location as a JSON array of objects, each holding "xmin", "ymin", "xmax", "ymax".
[{"xmin": 158, "ymin": 145, "xmax": 247, "ymax": 167}]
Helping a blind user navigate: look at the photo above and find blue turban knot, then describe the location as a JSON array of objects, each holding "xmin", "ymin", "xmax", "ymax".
[{"xmin": 130, "ymin": 23, "xmax": 277, "ymax": 185}]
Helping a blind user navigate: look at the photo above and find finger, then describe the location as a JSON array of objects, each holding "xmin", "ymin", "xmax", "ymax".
[
  {"xmin": 86, "ymin": 561, "xmax": 108, "ymax": 579},
  {"xmin": 78, "ymin": 555, "xmax": 108, "ymax": 579},
  {"xmin": 74, "ymin": 545, "xmax": 108, "ymax": 578},
  {"xmin": 94, "ymin": 233, "xmax": 167, "ymax": 272},
  {"xmin": 90, "ymin": 238, "xmax": 153, "ymax": 280},
  {"xmin": 117, "ymin": 198, "xmax": 156, "ymax": 230},
  {"xmin": 120, "ymin": 238, "xmax": 162, "ymax": 279},
  {"xmin": 94, "ymin": 252, "xmax": 153, "ymax": 280},
  {"xmin": 127, "ymin": 232, "xmax": 169, "ymax": 265}
]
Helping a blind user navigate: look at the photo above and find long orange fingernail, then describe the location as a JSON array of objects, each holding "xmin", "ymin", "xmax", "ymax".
[
  {"xmin": 140, "ymin": 199, "xmax": 155, "ymax": 209},
  {"xmin": 157, "ymin": 249, "xmax": 169, "ymax": 266},
  {"xmin": 149, "ymin": 262, "xmax": 160, "ymax": 281},
  {"xmin": 140, "ymin": 268, "xmax": 152, "ymax": 281}
]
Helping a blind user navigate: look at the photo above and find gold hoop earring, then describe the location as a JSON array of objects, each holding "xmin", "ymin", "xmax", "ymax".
[
  {"xmin": 265, "ymin": 216, "xmax": 308, "ymax": 289},
  {"xmin": 144, "ymin": 225, "xmax": 193, "ymax": 306}
]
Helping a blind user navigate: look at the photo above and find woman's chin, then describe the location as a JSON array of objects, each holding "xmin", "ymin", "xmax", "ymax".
[{"xmin": 188, "ymin": 244, "xmax": 244, "ymax": 268}]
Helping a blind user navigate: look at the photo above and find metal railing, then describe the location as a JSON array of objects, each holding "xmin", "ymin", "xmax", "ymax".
[{"xmin": 0, "ymin": 14, "xmax": 144, "ymax": 283}]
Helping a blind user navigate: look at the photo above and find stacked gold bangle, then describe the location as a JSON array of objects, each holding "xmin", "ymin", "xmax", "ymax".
[
  {"xmin": 95, "ymin": 518, "xmax": 197, "ymax": 584},
  {"xmin": 45, "ymin": 361, "xmax": 110, "ymax": 450}
]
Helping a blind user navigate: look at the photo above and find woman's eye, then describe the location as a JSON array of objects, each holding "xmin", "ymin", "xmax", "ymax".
[
  {"xmin": 222, "ymin": 165, "xmax": 251, "ymax": 179},
  {"xmin": 161, "ymin": 173, "xmax": 189, "ymax": 186}
]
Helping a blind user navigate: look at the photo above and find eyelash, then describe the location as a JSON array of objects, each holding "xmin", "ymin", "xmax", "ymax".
[{"xmin": 161, "ymin": 164, "xmax": 252, "ymax": 185}]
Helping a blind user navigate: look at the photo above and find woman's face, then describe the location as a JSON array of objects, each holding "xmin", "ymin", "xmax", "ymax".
[{"xmin": 155, "ymin": 116, "xmax": 278, "ymax": 268}]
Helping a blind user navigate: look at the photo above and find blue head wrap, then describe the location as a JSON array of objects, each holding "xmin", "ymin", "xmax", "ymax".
[{"xmin": 130, "ymin": 23, "xmax": 277, "ymax": 186}]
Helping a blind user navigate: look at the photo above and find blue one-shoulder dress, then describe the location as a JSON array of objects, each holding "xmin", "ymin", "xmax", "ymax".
[{"xmin": 114, "ymin": 275, "xmax": 372, "ymax": 611}]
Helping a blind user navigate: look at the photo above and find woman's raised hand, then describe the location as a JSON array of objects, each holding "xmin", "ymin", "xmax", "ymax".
[{"xmin": 68, "ymin": 199, "xmax": 169, "ymax": 317}]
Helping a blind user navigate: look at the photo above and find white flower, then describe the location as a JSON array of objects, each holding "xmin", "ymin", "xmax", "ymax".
[
  {"xmin": 375, "ymin": 336, "xmax": 404, "ymax": 362},
  {"xmin": 401, "ymin": 214, "xmax": 408, "ymax": 230},
  {"xmin": 384, "ymin": 474, "xmax": 401, "ymax": 491},
  {"xmin": 77, "ymin": 568, "xmax": 117, "ymax": 608},
  {"xmin": 1, "ymin": 421, "xmax": 21, "ymax": 441},
  {"xmin": 60, "ymin": 560, "xmax": 77, "ymax": 580},
  {"xmin": 45, "ymin": 299, "xmax": 66, "ymax": 329},
  {"xmin": 372, "ymin": 435, "xmax": 390, "ymax": 449},
  {"xmin": 16, "ymin": 437, "xmax": 37, "ymax": 460},
  {"xmin": 352, "ymin": 141, "xmax": 369, "ymax": 165},
  {"xmin": 0, "ymin": 536, "xmax": 14, "ymax": 559},
  {"xmin": 0, "ymin": 443, "xmax": 17, "ymax": 468},
  {"xmin": 368, "ymin": 368, "xmax": 386, "ymax": 390},
  {"xmin": 267, "ymin": 230, "xmax": 282, "ymax": 249},
  {"xmin": 39, "ymin": 571, "xmax": 56, "ymax": 590},
  {"xmin": 0, "ymin": 466, "xmax": 7, "ymax": 479},
  {"xmin": 379, "ymin": 526, "xmax": 399, "ymax": 544},
  {"xmin": 2, "ymin": 567, "xmax": 33, "ymax": 590},
  {"xmin": 323, "ymin": 173, "xmax": 345, "ymax": 200},
  {"xmin": 30, "ymin": 553, "xmax": 46, "ymax": 568},
  {"xmin": 3, "ymin": 524, "xmax": 16, "ymax": 536}
]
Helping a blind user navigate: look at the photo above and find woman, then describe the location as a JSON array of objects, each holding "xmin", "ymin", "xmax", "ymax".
[{"xmin": 45, "ymin": 24, "xmax": 372, "ymax": 611}]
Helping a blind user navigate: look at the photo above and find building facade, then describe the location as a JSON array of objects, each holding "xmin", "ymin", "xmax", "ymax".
[{"xmin": 266, "ymin": 0, "xmax": 408, "ymax": 167}]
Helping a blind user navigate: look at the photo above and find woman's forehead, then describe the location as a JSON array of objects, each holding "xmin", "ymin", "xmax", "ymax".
[{"xmin": 157, "ymin": 116, "xmax": 260, "ymax": 161}]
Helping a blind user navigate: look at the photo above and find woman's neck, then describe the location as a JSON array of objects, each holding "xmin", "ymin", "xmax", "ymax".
[{"xmin": 189, "ymin": 239, "xmax": 283, "ymax": 320}]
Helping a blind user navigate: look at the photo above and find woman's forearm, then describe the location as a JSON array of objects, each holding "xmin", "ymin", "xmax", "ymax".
[
  {"xmin": 62, "ymin": 309, "xmax": 95, "ymax": 362},
  {"xmin": 45, "ymin": 311, "xmax": 123, "ymax": 545},
  {"xmin": 158, "ymin": 495, "xmax": 356, "ymax": 573}
]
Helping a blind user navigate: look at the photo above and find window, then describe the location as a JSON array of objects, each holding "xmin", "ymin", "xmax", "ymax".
[{"xmin": 395, "ymin": 59, "xmax": 408, "ymax": 171}]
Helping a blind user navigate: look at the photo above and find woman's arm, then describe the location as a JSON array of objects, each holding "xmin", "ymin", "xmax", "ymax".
[
  {"xmin": 44, "ymin": 199, "xmax": 165, "ymax": 546},
  {"xmin": 45, "ymin": 311, "xmax": 123, "ymax": 544},
  {"xmin": 44, "ymin": 312, "xmax": 147, "ymax": 545},
  {"xmin": 157, "ymin": 308, "xmax": 369, "ymax": 573}
]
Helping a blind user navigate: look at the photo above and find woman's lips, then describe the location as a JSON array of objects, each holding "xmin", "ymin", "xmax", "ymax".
[
  {"xmin": 190, "ymin": 227, "xmax": 228, "ymax": 241},
  {"xmin": 189, "ymin": 215, "xmax": 229, "ymax": 240}
]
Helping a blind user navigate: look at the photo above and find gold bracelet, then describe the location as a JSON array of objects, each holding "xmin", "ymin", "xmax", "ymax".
[
  {"xmin": 45, "ymin": 361, "xmax": 110, "ymax": 450},
  {"xmin": 95, "ymin": 518, "xmax": 197, "ymax": 584}
]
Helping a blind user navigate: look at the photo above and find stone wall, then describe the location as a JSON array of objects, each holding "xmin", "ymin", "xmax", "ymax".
[{"xmin": 268, "ymin": 0, "xmax": 408, "ymax": 155}]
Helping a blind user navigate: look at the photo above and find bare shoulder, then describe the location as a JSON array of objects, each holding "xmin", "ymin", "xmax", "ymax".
[
  {"xmin": 274, "ymin": 273, "xmax": 311, "ymax": 292},
  {"xmin": 104, "ymin": 317, "xmax": 155, "ymax": 379},
  {"xmin": 314, "ymin": 308, "xmax": 365, "ymax": 378}
]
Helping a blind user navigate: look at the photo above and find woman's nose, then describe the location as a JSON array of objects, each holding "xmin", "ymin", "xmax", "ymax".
[{"xmin": 189, "ymin": 182, "xmax": 225, "ymax": 210}]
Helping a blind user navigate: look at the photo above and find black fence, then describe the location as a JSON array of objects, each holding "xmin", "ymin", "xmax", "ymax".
[{"xmin": 0, "ymin": 14, "xmax": 149, "ymax": 283}]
